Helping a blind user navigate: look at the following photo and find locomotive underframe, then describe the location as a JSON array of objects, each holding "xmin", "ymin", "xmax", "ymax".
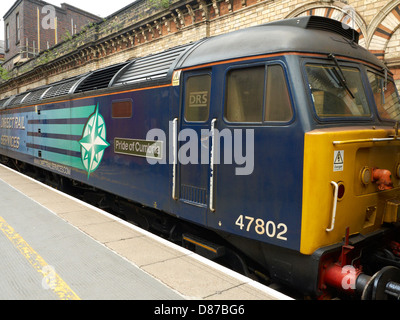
[{"xmin": 315, "ymin": 224, "xmax": 400, "ymax": 299}]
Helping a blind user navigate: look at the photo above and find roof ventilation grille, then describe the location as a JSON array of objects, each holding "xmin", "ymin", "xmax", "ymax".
[
  {"xmin": 75, "ymin": 63, "xmax": 128, "ymax": 93},
  {"xmin": 112, "ymin": 43, "xmax": 195, "ymax": 87},
  {"xmin": 306, "ymin": 16, "xmax": 359, "ymax": 44},
  {"xmin": 266, "ymin": 16, "xmax": 359, "ymax": 44},
  {"xmin": 42, "ymin": 78, "xmax": 80, "ymax": 100}
]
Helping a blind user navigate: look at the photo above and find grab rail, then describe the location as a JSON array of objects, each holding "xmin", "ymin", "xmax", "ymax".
[
  {"xmin": 326, "ymin": 181, "xmax": 339, "ymax": 232},
  {"xmin": 172, "ymin": 118, "xmax": 178, "ymax": 200},
  {"xmin": 209, "ymin": 119, "xmax": 217, "ymax": 212}
]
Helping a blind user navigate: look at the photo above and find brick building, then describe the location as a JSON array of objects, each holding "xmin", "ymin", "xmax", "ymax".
[
  {"xmin": 0, "ymin": 0, "xmax": 400, "ymax": 97},
  {"xmin": 3, "ymin": 0, "xmax": 101, "ymax": 70}
]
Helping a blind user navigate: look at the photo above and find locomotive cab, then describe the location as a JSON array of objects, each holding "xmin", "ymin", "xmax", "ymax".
[
  {"xmin": 300, "ymin": 49, "xmax": 400, "ymax": 299},
  {"xmin": 174, "ymin": 16, "xmax": 400, "ymax": 299}
]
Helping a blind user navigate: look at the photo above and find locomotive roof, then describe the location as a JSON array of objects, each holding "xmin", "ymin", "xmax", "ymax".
[
  {"xmin": 177, "ymin": 16, "xmax": 385, "ymax": 70},
  {"xmin": 0, "ymin": 16, "xmax": 387, "ymax": 110}
]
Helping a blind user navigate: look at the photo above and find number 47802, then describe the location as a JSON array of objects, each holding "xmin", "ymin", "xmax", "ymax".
[{"xmin": 235, "ymin": 215, "xmax": 288, "ymax": 241}]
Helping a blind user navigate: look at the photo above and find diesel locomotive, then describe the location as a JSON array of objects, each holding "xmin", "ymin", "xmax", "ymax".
[{"xmin": 1, "ymin": 16, "xmax": 400, "ymax": 299}]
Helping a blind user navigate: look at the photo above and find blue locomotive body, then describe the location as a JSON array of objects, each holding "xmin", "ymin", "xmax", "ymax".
[
  {"xmin": 0, "ymin": 54, "xmax": 304, "ymax": 251},
  {"xmin": 2, "ymin": 16, "xmax": 400, "ymax": 299}
]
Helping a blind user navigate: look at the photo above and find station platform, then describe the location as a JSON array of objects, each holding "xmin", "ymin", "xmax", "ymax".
[{"xmin": 0, "ymin": 164, "xmax": 292, "ymax": 301}]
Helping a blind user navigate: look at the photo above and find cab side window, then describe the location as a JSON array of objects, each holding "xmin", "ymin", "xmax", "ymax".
[
  {"xmin": 225, "ymin": 66, "xmax": 264, "ymax": 122},
  {"xmin": 225, "ymin": 64, "xmax": 293, "ymax": 123},
  {"xmin": 184, "ymin": 74, "xmax": 211, "ymax": 122},
  {"xmin": 265, "ymin": 65, "xmax": 293, "ymax": 122}
]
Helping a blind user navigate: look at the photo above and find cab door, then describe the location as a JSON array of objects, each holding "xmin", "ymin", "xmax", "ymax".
[
  {"xmin": 207, "ymin": 62, "xmax": 303, "ymax": 251},
  {"xmin": 176, "ymin": 70, "xmax": 212, "ymax": 225}
]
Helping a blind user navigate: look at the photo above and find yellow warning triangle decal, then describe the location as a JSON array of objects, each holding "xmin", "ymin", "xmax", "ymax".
[{"xmin": 334, "ymin": 151, "xmax": 344, "ymax": 164}]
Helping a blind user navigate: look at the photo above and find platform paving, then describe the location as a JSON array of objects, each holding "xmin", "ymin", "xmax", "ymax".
[{"xmin": 0, "ymin": 164, "xmax": 292, "ymax": 300}]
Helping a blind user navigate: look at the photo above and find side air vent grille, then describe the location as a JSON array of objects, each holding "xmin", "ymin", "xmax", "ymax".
[
  {"xmin": 74, "ymin": 63, "xmax": 128, "ymax": 93},
  {"xmin": 112, "ymin": 43, "xmax": 195, "ymax": 87},
  {"xmin": 42, "ymin": 78, "xmax": 81, "ymax": 100},
  {"xmin": 266, "ymin": 16, "xmax": 359, "ymax": 43},
  {"xmin": 0, "ymin": 97, "xmax": 10, "ymax": 109},
  {"xmin": 2, "ymin": 95, "xmax": 17, "ymax": 108},
  {"xmin": 6, "ymin": 93, "xmax": 28, "ymax": 107},
  {"xmin": 23, "ymin": 87, "xmax": 49, "ymax": 105},
  {"xmin": 306, "ymin": 16, "xmax": 359, "ymax": 43}
]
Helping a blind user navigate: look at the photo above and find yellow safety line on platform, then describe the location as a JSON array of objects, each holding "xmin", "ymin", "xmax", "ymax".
[{"xmin": 0, "ymin": 216, "xmax": 80, "ymax": 300}]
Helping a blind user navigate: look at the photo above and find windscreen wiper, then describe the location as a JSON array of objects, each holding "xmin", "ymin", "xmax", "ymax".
[
  {"xmin": 383, "ymin": 66, "xmax": 388, "ymax": 91},
  {"xmin": 328, "ymin": 53, "xmax": 355, "ymax": 99},
  {"xmin": 380, "ymin": 77, "xmax": 386, "ymax": 106}
]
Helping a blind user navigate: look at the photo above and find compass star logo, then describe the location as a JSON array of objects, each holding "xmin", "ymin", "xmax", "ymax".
[{"xmin": 79, "ymin": 104, "xmax": 110, "ymax": 179}]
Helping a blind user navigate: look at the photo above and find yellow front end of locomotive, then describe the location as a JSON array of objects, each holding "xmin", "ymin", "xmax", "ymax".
[{"xmin": 301, "ymin": 127, "xmax": 400, "ymax": 255}]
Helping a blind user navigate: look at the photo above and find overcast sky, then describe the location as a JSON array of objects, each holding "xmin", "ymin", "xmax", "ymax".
[{"xmin": 0, "ymin": 0, "xmax": 135, "ymax": 41}]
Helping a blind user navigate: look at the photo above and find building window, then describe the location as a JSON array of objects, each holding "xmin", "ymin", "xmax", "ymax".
[
  {"xmin": 5, "ymin": 23, "xmax": 10, "ymax": 51},
  {"xmin": 16, "ymin": 13, "xmax": 20, "ymax": 44}
]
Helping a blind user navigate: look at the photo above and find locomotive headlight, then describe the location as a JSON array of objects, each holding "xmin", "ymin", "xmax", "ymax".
[
  {"xmin": 360, "ymin": 167, "xmax": 372, "ymax": 185},
  {"xmin": 337, "ymin": 182, "xmax": 345, "ymax": 200}
]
